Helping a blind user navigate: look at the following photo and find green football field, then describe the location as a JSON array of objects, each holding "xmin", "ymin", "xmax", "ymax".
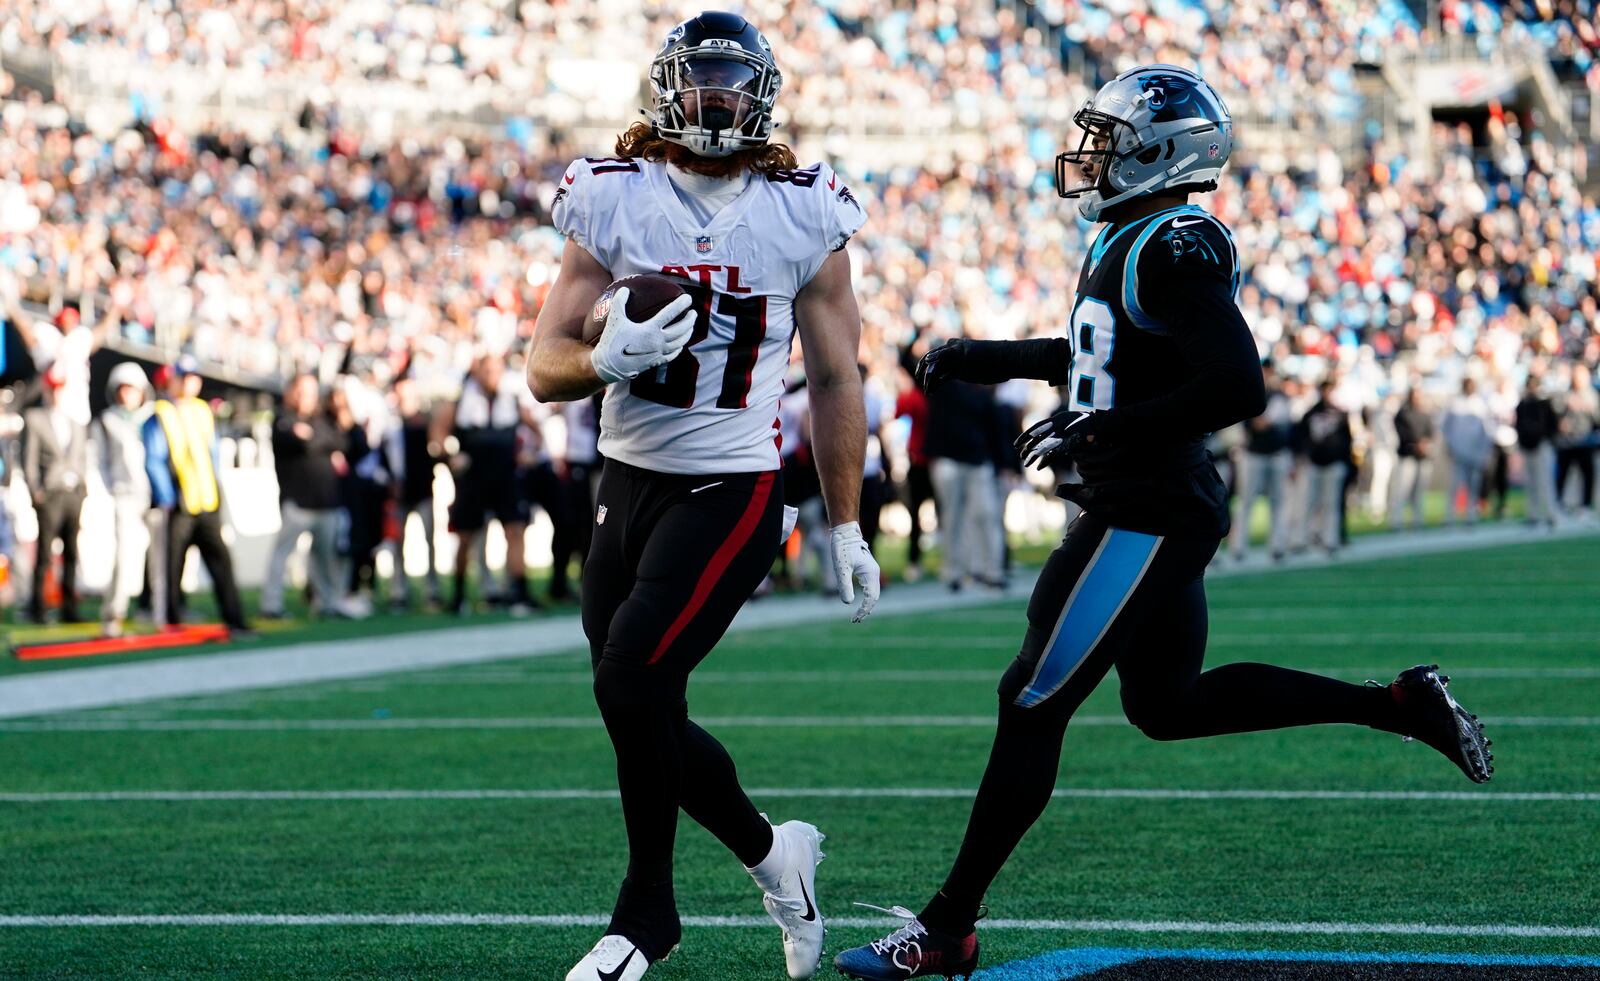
[{"xmin": 2, "ymin": 535, "xmax": 1599, "ymax": 979}]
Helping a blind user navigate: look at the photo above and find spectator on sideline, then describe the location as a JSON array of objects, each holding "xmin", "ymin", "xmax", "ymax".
[
  {"xmin": 22, "ymin": 370, "xmax": 88, "ymax": 623},
  {"xmin": 92, "ymin": 363, "xmax": 153, "ymax": 637},
  {"xmin": 334, "ymin": 383, "xmax": 387, "ymax": 608},
  {"xmin": 549, "ymin": 394, "xmax": 601, "ymax": 602},
  {"xmin": 0, "ymin": 392, "xmax": 18, "ymax": 614},
  {"xmin": 860, "ymin": 363, "xmax": 890, "ymax": 553},
  {"xmin": 1230, "ymin": 362, "xmax": 1293, "ymax": 561},
  {"xmin": 515, "ymin": 399, "xmax": 558, "ymax": 609},
  {"xmin": 436, "ymin": 353, "xmax": 534, "ymax": 615},
  {"xmin": 25, "ymin": 303, "xmax": 117, "ymax": 429},
  {"xmin": 1515, "ymin": 376, "xmax": 1561, "ymax": 528},
  {"xmin": 926, "ymin": 377, "xmax": 1002, "ymax": 592},
  {"xmin": 1365, "ymin": 395, "xmax": 1400, "ymax": 523},
  {"xmin": 894, "ymin": 354, "xmax": 934, "ymax": 582},
  {"xmin": 1441, "ymin": 378, "xmax": 1494, "ymax": 527},
  {"xmin": 1390, "ymin": 387, "xmax": 1435, "ymax": 531},
  {"xmin": 1296, "ymin": 380, "xmax": 1352, "ymax": 557},
  {"xmin": 1483, "ymin": 377, "xmax": 1519, "ymax": 523},
  {"xmin": 143, "ymin": 360, "xmax": 250, "ymax": 633},
  {"xmin": 263, "ymin": 374, "xmax": 349, "ymax": 619},
  {"xmin": 385, "ymin": 377, "xmax": 443, "ymax": 609},
  {"xmin": 1555, "ymin": 364, "xmax": 1597, "ymax": 518}
]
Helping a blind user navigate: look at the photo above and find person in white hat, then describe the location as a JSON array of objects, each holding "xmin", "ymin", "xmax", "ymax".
[{"xmin": 92, "ymin": 362, "xmax": 154, "ymax": 637}]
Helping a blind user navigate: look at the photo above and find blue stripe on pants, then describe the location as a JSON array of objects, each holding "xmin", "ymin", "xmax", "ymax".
[{"xmin": 1014, "ymin": 528, "xmax": 1163, "ymax": 708}]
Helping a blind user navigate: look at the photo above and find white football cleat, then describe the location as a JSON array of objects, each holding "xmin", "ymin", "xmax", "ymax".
[
  {"xmin": 565, "ymin": 934, "xmax": 650, "ymax": 981},
  {"xmin": 753, "ymin": 820, "xmax": 827, "ymax": 979}
]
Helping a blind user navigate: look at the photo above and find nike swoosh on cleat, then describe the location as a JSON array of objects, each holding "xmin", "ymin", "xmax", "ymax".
[
  {"xmin": 597, "ymin": 948, "xmax": 635, "ymax": 981},
  {"xmin": 1170, "ymin": 216, "xmax": 1206, "ymax": 227},
  {"xmin": 799, "ymin": 874, "xmax": 816, "ymax": 923}
]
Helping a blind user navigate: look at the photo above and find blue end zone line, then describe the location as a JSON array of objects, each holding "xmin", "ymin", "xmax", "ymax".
[{"xmin": 977, "ymin": 946, "xmax": 1600, "ymax": 980}]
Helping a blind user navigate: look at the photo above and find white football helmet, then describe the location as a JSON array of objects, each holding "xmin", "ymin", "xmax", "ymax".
[{"xmin": 1056, "ymin": 64, "xmax": 1233, "ymax": 222}]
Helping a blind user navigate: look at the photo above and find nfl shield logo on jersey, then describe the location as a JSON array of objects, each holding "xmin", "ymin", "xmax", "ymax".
[
  {"xmin": 596, "ymin": 505, "xmax": 608, "ymax": 525},
  {"xmin": 695, "ymin": 235, "xmax": 713, "ymax": 254}
]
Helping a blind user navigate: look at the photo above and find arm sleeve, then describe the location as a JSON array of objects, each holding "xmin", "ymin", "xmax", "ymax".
[
  {"xmin": 22, "ymin": 415, "xmax": 39, "ymax": 492},
  {"xmin": 142, "ymin": 415, "xmax": 175, "ymax": 507},
  {"xmin": 821, "ymin": 164, "xmax": 867, "ymax": 253},
  {"xmin": 271, "ymin": 416, "xmax": 304, "ymax": 459},
  {"xmin": 550, "ymin": 159, "xmax": 597, "ymax": 260},
  {"xmin": 1103, "ymin": 255, "xmax": 1266, "ymax": 443},
  {"xmin": 91, "ymin": 420, "xmax": 109, "ymax": 487},
  {"xmin": 957, "ymin": 338, "xmax": 1074, "ymax": 387},
  {"xmin": 1097, "ymin": 213, "xmax": 1263, "ymax": 442}
]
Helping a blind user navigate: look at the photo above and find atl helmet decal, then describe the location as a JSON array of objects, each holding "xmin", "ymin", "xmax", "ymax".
[{"xmin": 700, "ymin": 37, "xmax": 738, "ymax": 49}]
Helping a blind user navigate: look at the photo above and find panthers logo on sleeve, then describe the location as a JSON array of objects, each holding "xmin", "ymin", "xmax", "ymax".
[{"xmin": 1161, "ymin": 225, "xmax": 1221, "ymax": 264}]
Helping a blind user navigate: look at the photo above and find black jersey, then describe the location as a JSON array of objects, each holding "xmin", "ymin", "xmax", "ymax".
[
  {"xmin": 1057, "ymin": 205, "xmax": 1245, "ymax": 538},
  {"xmin": 1064, "ymin": 205, "xmax": 1239, "ymax": 420}
]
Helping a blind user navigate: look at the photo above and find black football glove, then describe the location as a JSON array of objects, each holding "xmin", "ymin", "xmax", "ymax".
[
  {"xmin": 913, "ymin": 339, "xmax": 970, "ymax": 393},
  {"xmin": 1014, "ymin": 410, "xmax": 1106, "ymax": 469}
]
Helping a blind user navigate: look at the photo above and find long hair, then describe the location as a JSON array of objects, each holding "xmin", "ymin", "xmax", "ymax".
[{"xmin": 614, "ymin": 121, "xmax": 798, "ymax": 179}]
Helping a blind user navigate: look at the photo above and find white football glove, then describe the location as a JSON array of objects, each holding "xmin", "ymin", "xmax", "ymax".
[
  {"xmin": 590, "ymin": 288, "xmax": 695, "ymax": 385},
  {"xmin": 830, "ymin": 521, "xmax": 880, "ymax": 623}
]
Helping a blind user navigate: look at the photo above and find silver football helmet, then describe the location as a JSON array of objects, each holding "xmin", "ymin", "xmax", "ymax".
[{"xmin": 1056, "ymin": 65, "xmax": 1233, "ymax": 222}]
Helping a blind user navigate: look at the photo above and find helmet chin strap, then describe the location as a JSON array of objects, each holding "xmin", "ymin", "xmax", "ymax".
[{"xmin": 1078, "ymin": 152, "xmax": 1199, "ymax": 222}]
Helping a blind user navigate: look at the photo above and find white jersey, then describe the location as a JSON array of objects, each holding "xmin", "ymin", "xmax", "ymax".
[{"xmin": 552, "ymin": 156, "xmax": 866, "ymax": 475}]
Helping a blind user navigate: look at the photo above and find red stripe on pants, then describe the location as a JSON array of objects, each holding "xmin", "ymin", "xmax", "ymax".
[{"xmin": 650, "ymin": 471, "xmax": 775, "ymax": 664}]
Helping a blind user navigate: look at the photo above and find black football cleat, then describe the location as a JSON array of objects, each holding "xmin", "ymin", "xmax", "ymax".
[
  {"xmin": 1383, "ymin": 664, "xmax": 1494, "ymax": 783},
  {"xmin": 833, "ymin": 905, "xmax": 981, "ymax": 980}
]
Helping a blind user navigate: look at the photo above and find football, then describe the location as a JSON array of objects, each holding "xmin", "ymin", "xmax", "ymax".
[{"xmin": 583, "ymin": 273, "xmax": 689, "ymax": 345}]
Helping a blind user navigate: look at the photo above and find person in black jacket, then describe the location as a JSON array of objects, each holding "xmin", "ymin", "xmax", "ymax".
[
  {"xmin": 1296, "ymin": 380, "xmax": 1352, "ymax": 555},
  {"xmin": 1515, "ymin": 375, "xmax": 1561, "ymax": 527},
  {"xmin": 262, "ymin": 374, "xmax": 349, "ymax": 618},
  {"xmin": 1229, "ymin": 361, "xmax": 1293, "ymax": 561},
  {"xmin": 1390, "ymin": 387, "xmax": 1435, "ymax": 530},
  {"xmin": 924, "ymin": 375, "xmax": 1003, "ymax": 591}
]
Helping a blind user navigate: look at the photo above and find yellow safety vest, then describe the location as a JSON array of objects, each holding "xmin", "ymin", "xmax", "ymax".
[{"xmin": 153, "ymin": 397, "xmax": 220, "ymax": 515}]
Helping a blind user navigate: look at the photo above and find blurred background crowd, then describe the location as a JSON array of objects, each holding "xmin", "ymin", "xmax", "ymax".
[{"xmin": 0, "ymin": 0, "xmax": 1597, "ymax": 630}]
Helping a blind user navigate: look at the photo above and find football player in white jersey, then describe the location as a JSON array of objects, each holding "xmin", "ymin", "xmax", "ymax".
[{"xmin": 527, "ymin": 12, "xmax": 881, "ymax": 981}]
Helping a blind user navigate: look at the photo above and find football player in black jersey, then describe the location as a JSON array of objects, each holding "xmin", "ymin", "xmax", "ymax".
[{"xmin": 835, "ymin": 65, "xmax": 1494, "ymax": 981}]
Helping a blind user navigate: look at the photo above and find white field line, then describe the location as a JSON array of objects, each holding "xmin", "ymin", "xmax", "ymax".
[
  {"xmin": 5, "ymin": 714, "xmax": 1596, "ymax": 732},
  {"xmin": 376, "ymin": 665, "xmax": 1600, "ymax": 686},
  {"xmin": 0, "ymin": 912, "xmax": 1595, "ymax": 939},
  {"xmin": 2, "ymin": 787, "xmax": 1596, "ymax": 803}
]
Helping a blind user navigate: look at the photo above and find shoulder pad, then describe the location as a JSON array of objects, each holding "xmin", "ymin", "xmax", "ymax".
[
  {"xmin": 1124, "ymin": 209, "xmax": 1238, "ymax": 331},
  {"xmin": 764, "ymin": 163, "xmax": 825, "ymax": 188},
  {"xmin": 551, "ymin": 157, "xmax": 645, "ymax": 261}
]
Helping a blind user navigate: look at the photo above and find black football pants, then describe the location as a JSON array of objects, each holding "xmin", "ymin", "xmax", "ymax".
[
  {"xmin": 581, "ymin": 460, "xmax": 785, "ymax": 959},
  {"xmin": 921, "ymin": 511, "xmax": 1408, "ymax": 934}
]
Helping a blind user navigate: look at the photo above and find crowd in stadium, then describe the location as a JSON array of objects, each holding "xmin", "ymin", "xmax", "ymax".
[{"xmin": 1, "ymin": 0, "xmax": 1598, "ymax": 627}]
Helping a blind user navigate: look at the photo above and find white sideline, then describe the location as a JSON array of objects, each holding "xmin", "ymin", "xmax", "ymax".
[
  {"xmin": 3, "ymin": 787, "xmax": 1596, "ymax": 803},
  {"xmin": 1, "ymin": 523, "xmax": 1594, "ymax": 720},
  {"xmin": 3, "ymin": 713, "xmax": 1593, "ymax": 732},
  {"xmin": 0, "ymin": 912, "xmax": 1595, "ymax": 938},
  {"xmin": 383, "ymin": 665, "xmax": 1600, "ymax": 686}
]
